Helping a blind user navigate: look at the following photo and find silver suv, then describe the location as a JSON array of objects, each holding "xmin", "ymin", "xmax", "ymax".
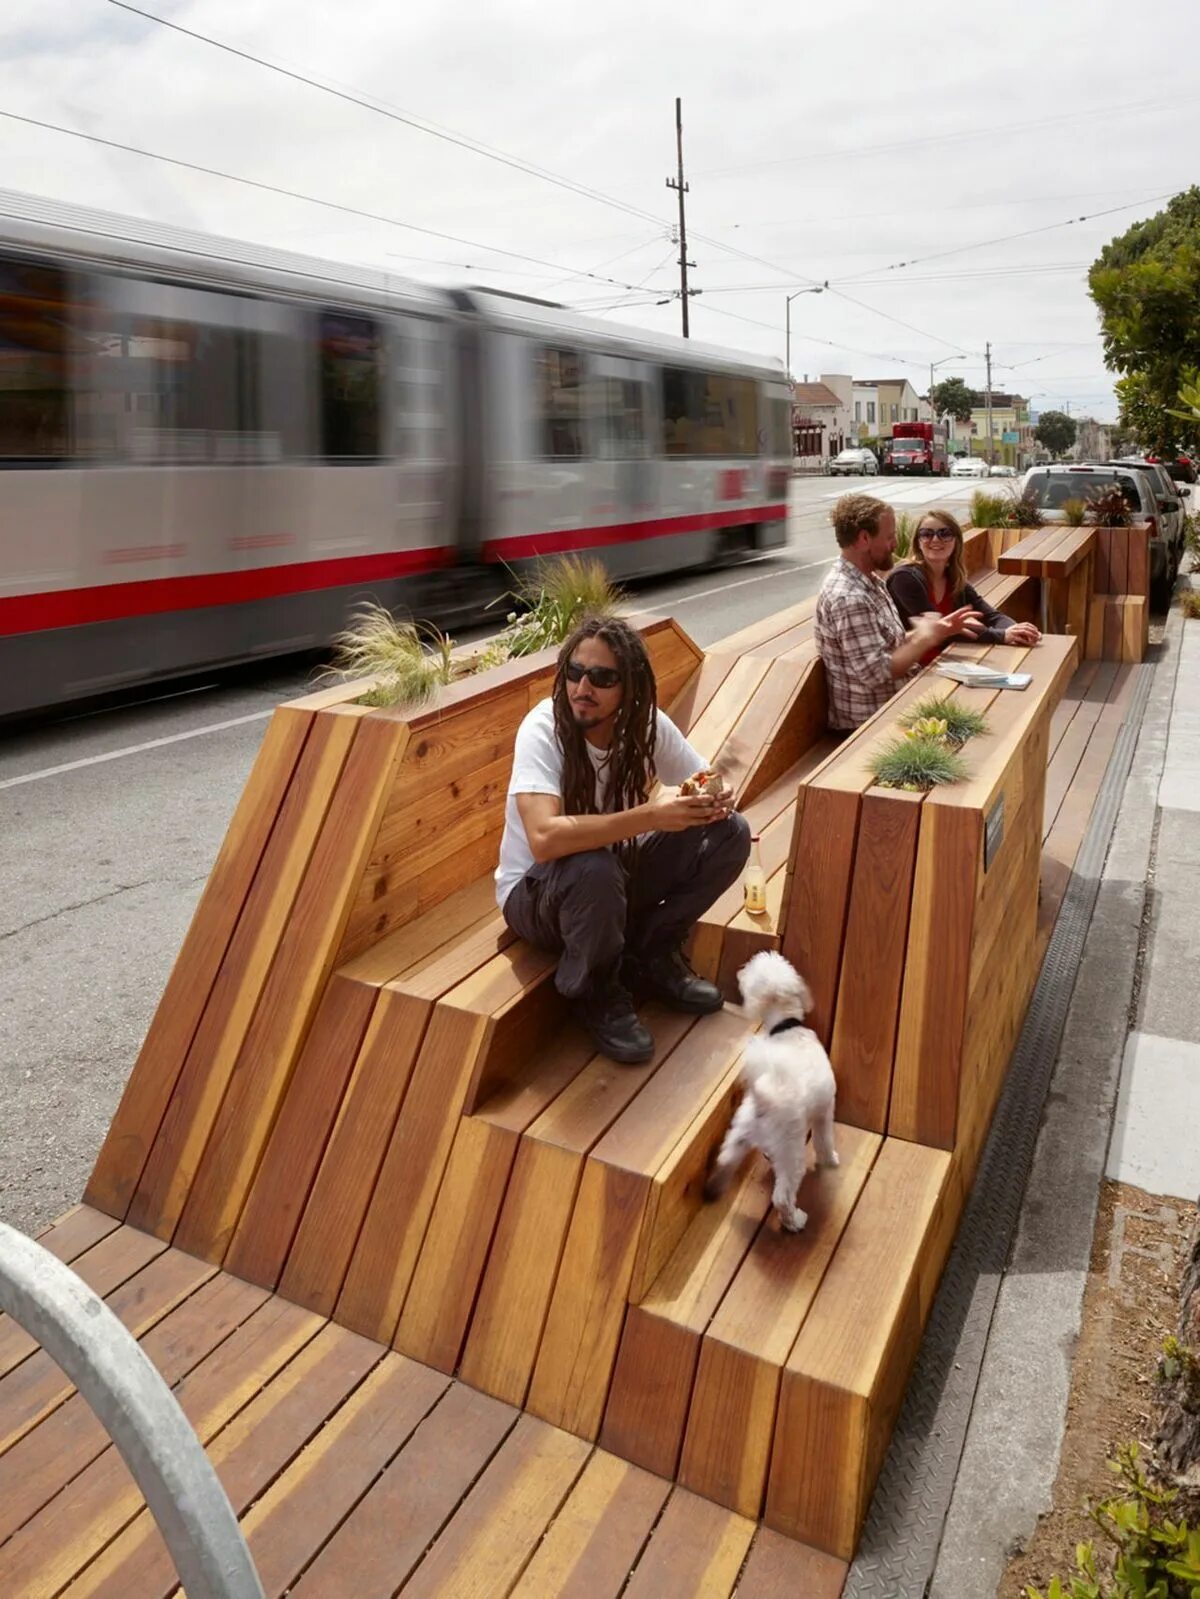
[{"xmin": 1019, "ymin": 464, "xmax": 1183, "ymax": 607}]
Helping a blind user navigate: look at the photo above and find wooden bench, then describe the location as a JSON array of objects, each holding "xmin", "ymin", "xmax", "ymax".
[
  {"xmin": 7, "ymin": 552, "xmax": 1141, "ymax": 1588},
  {"xmin": 999, "ymin": 524, "xmax": 1095, "ymax": 639}
]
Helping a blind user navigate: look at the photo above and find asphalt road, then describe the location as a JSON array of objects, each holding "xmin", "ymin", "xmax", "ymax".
[{"xmin": 0, "ymin": 472, "xmax": 979, "ymax": 1233}]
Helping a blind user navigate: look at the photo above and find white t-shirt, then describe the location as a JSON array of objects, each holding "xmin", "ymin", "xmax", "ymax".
[{"xmin": 494, "ymin": 698, "xmax": 707, "ymax": 908}]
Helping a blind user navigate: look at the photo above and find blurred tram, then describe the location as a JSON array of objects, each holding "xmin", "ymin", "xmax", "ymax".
[{"xmin": 0, "ymin": 191, "xmax": 793, "ymax": 718}]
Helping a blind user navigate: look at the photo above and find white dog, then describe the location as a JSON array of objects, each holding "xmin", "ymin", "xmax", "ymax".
[{"xmin": 703, "ymin": 950, "xmax": 838, "ymax": 1232}]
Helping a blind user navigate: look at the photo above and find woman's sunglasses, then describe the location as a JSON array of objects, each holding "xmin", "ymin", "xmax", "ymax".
[
  {"xmin": 565, "ymin": 661, "xmax": 622, "ymax": 689},
  {"xmin": 917, "ymin": 527, "xmax": 956, "ymax": 543}
]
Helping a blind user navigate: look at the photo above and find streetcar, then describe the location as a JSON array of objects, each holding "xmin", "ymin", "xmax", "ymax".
[{"xmin": 0, "ymin": 191, "xmax": 793, "ymax": 718}]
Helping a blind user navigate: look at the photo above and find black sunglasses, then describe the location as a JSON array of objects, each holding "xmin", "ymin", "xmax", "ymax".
[
  {"xmin": 917, "ymin": 527, "xmax": 955, "ymax": 542},
  {"xmin": 565, "ymin": 661, "xmax": 622, "ymax": 689}
]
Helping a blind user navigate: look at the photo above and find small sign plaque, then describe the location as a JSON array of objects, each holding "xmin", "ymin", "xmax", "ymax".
[{"xmin": 984, "ymin": 794, "xmax": 1005, "ymax": 872}]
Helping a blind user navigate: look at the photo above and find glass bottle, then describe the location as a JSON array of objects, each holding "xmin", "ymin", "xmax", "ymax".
[{"xmin": 743, "ymin": 834, "xmax": 767, "ymax": 914}]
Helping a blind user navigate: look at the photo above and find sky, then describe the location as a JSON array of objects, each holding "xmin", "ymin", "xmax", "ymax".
[{"xmin": 2, "ymin": 0, "xmax": 1197, "ymax": 423}]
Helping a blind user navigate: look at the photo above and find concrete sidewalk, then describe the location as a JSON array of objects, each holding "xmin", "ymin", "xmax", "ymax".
[{"xmin": 930, "ymin": 604, "xmax": 1198, "ymax": 1596}]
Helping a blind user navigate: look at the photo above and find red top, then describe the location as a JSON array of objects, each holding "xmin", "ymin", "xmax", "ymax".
[{"xmin": 920, "ymin": 574, "xmax": 956, "ymax": 666}]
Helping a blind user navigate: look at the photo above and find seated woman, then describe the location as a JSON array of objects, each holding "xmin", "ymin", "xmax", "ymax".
[{"xmin": 887, "ymin": 508, "xmax": 1042, "ymax": 666}]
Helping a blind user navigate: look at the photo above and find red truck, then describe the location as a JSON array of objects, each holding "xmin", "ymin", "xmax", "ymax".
[{"xmin": 883, "ymin": 421, "xmax": 948, "ymax": 476}]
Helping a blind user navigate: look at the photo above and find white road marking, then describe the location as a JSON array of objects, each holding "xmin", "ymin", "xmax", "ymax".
[
  {"xmin": 820, "ymin": 478, "xmax": 976, "ymax": 505},
  {"xmin": 628, "ymin": 555, "xmax": 835, "ymax": 614},
  {"xmin": 0, "ymin": 710, "xmax": 274, "ymax": 792}
]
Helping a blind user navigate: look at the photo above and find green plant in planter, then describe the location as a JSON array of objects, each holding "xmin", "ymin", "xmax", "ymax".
[
  {"xmin": 1181, "ymin": 589, "xmax": 1200, "ymax": 620},
  {"xmin": 898, "ymin": 694, "xmax": 990, "ymax": 748},
  {"xmin": 1086, "ymin": 485, "xmax": 1134, "ymax": 527},
  {"xmin": 969, "ymin": 489, "xmax": 1012, "ymax": 530},
  {"xmin": 1060, "ymin": 497, "xmax": 1089, "ymax": 527},
  {"xmin": 330, "ymin": 604, "xmax": 459, "ymax": 708},
  {"xmin": 1009, "ymin": 488, "xmax": 1045, "ymax": 529},
  {"xmin": 479, "ymin": 555, "xmax": 624, "ymax": 667},
  {"xmin": 869, "ymin": 733, "xmax": 967, "ymax": 791}
]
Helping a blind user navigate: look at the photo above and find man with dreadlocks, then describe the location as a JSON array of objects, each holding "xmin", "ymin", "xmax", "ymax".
[{"xmin": 496, "ymin": 615, "xmax": 751, "ymax": 1064}]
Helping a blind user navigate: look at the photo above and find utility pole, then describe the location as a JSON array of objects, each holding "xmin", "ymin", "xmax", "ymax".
[
  {"xmin": 665, "ymin": 97, "xmax": 692, "ymax": 338},
  {"xmin": 985, "ymin": 341, "xmax": 995, "ymax": 465}
]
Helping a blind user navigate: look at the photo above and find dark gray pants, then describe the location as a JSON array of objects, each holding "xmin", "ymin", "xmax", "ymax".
[{"xmin": 502, "ymin": 813, "xmax": 751, "ymax": 999}]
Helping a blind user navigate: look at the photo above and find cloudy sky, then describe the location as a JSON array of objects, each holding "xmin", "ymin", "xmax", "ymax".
[{"xmin": 4, "ymin": 0, "xmax": 1197, "ymax": 421}]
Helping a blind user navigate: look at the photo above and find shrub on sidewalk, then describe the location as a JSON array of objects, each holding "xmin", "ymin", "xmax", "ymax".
[
  {"xmin": 1181, "ymin": 590, "xmax": 1200, "ymax": 620},
  {"xmin": 1026, "ymin": 1443, "xmax": 1200, "ymax": 1598}
]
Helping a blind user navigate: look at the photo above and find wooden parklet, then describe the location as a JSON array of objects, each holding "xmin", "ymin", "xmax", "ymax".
[{"xmin": 3, "ymin": 577, "xmax": 1124, "ymax": 1592}]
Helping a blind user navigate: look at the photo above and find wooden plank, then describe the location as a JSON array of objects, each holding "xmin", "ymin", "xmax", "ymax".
[
  {"xmin": 622, "ymin": 1486, "xmax": 756, "ymax": 1599},
  {"xmin": 333, "ymin": 1003, "xmax": 490, "ymax": 1343},
  {"xmin": 601, "ymin": 1162, "xmax": 772, "ymax": 1480},
  {"xmin": 829, "ymin": 789, "xmax": 922, "ymax": 1132},
  {"xmin": 0, "ymin": 1225, "xmax": 165, "ymax": 1382},
  {"xmin": 28, "ymin": 1204, "xmax": 119, "ymax": 1261},
  {"xmin": 1066, "ymin": 549, "xmax": 1093, "ymax": 642},
  {"xmin": 336, "ymin": 875, "xmax": 502, "ymax": 988},
  {"xmin": 510, "ymin": 1449, "xmax": 672, "ymax": 1599},
  {"xmin": 1103, "ymin": 596, "xmax": 1124, "ymax": 663},
  {"xmin": 1126, "ymin": 525, "xmax": 1149, "ymax": 599},
  {"xmin": 289, "ymin": 1383, "xmax": 516, "ymax": 1599},
  {"xmin": 1092, "ymin": 527, "xmax": 1113, "ymax": 593},
  {"xmin": 277, "ymin": 987, "xmax": 431, "ymax": 1317},
  {"xmin": 665, "ymin": 653, "xmax": 740, "ymax": 737},
  {"xmin": 707, "ymin": 599, "xmax": 815, "ymax": 659},
  {"xmin": 1108, "ymin": 525, "xmax": 1130, "ymax": 595},
  {"xmin": 778, "ymin": 785, "xmax": 858, "ymax": 1045},
  {"xmin": 1122, "ymin": 597, "xmax": 1147, "ymax": 663},
  {"xmin": 685, "ymin": 656, "xmax": 774, "ymax": 769},
  {"xmin": 677, "ymin": 1127, "xmax": 880, "ymax": 1519},
  {"xmin": 86, "ymin": 708, "xmax": 311, "ymax": 1219},
  {"xmin": 736, "ymin": 1527, "xmax": 848, "ymax": 1599},
  {"xmin": 174, "ymin": 712, "xmax": 410, "ymax": 1264},
  {"xmin": 459, "ymin": 1011, "xmax": 691, "ymax": 1409},
  {"xmin": 764, "ymin": 1138, "xmax": 951, "ymax": 1560},
  {"xmin": 0, "ymin": 1244, "xmax": 211, "ymax": 1463},
  {"xmin": 125, "ymin": 709, "xmax": 359, "ymax": 1241},
  {"xmin": 0, "ymin": 1278, "xmax": 321, "ymax": 1599},
  {"xmin": 0, "ymin": 1270, "xmax": 268, "ymax": 1545},
  {"xmin": 222, "ymin": 974, "xmax": 377, "ymax": 1288},
  {"xmin": 55, "ymin": 1321, "xmax": 384, "ymax": 1599},
  {"xmin": 397, "ymin": 1414, "xmax": 592, "ymax": 1599},
  {"xmin": 394, "ymin": 1029, "xmax": 594, "ymax": 1373},
  {"xmin": 739, "ymin": 661, "xmax": 830, "ymax": 807},
  {"xmin": 528, "ymin": 1013, "xmax": 751, "ymax": 1439},
  {"xmin": 231, "ymin": 1355, "xmax": 449, "ymax": 1599}
]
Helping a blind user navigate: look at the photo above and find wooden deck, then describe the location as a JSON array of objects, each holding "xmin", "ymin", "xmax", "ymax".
[
  {"xmin": 0, "ymin": 1207, "xmax": 846, "ymax": 1599},
  {"xmin": 0, "ymin": 587, "xmax": 1148, "ymax": 1596}
]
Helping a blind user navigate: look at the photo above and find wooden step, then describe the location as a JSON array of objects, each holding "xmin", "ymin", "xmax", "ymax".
[
  {"xmin": 764, "ymin": 1137, "xmax": 952, "ymax": 1560},
  {"xmin": 526, "ymin": 1007, "xmax": 754, "ymax": 1441},
  {"xmin": 677, "ymin": 1125, "xmax": 881, "ymax": 1520}
]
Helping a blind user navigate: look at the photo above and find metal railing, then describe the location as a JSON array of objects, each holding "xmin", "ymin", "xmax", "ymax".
[{"xmin": 0, "ymin": 1220, "xmax": 263, "ymax": 1598}]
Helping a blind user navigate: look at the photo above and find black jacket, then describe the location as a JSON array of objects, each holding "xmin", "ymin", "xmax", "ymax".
[{"xmin": 886, "ymin": 564, "xmax": 1015, "ymax": 645}]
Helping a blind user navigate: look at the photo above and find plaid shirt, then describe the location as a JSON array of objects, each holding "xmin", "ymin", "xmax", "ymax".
[{"xmin": 814, "ymin": 557, "xmax": 908, "ymax": 730}]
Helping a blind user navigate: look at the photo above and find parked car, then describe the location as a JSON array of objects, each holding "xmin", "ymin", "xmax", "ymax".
[
  {"xmin": 950, "ymin": 456, "xmax": 989, "ymax": 478},
  {"xmin": 1146, "ymin": 453, "xmax": 1198, "ymax": 486},
  {"xmin": 829, "ymin": 448, "xmax": 878, "ymax": 477},
  {"xmin": 988, "ymin": 464, "xmax": 1017, "ymax": 478},
  {"xmin": 1020, "ymin": 464, "xmax": 1184, "ymax": 608}
]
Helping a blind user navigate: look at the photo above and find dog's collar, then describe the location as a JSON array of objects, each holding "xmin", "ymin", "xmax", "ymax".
[{"xmin": 768, "ymin": 1017, "xmax": 806, "ymax": 1037}]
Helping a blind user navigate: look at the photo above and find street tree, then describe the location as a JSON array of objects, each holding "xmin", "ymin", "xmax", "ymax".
[
  {"xmin": 930, "ymin": 376, "xmax": 973, "ymax": 423},
  {"xmin": 1089, "ymin": 186, "xmax": 1200, "ymax": 456},
  {"xmin": 1033, "ymin": 410, "xmax": 1077, "ymax": 458}
]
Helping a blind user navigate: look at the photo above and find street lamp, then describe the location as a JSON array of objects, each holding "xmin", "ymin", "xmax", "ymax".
[
  {"xmin": 928, "ymin": 354, "xmax": 967, "ymax": 419},
  {"xmin": 784, "ymin": 284, "xmax": 827, "ymax": 381}
]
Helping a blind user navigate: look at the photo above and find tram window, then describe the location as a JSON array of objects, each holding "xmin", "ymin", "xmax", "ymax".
[
  {"xmin": 768, "ymin": 397, "xmax": 792, "ymax": 457},
  {"xmin": 0, "ymin": 256, "xmax": 71, "ymax": 463},
  {"xmin": 319, "ymin": 311, "xmax": 382, "ymax": 459},
  {"xmin": 662, "ymin": 368, "xmax": 757, "ymax": 457},
  {"xmin": 594, "ymin": 377, "xmax": 647, "ymax": 459},
  {"xmin": 539, "ymin": 347, "xmax": 584, "ymax": 458}
]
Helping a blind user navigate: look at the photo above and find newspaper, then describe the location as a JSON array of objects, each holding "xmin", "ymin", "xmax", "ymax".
[{"xmin": 934, "ymin": 660, "xmax": 1032, "ymax": 691}]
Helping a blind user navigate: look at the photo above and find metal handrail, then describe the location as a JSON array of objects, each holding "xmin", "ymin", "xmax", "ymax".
[{"xmin": 0, "ymin": 1221, "xmax": 263, "ymax": 1598}]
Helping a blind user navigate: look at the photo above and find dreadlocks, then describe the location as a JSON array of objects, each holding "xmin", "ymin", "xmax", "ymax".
[{"xmin": 552, "ymin": 616, "xmax": 658, "ymax": 856}]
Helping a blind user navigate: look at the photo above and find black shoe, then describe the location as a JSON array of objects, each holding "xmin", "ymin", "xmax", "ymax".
[
  {"xmin": 578, "ymin": 983, "xmax": 655, "ymax": 1066},
  {"xmin": 634, "ymin": 948, "xmax": 725, "ymax": 1015}
]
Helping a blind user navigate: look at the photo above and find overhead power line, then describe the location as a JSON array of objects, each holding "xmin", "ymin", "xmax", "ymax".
[
  {"xmin": 695, "ymin": 94, "xmax": 1197, "ymax": 177},
  {"xmin": 107, "ymin": 0, "xmax": 669, "ymax": 233},
  {"xmin": 0, "ymin": 108, "xmax": 670, "ymax": 295}
]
